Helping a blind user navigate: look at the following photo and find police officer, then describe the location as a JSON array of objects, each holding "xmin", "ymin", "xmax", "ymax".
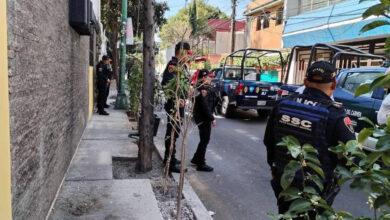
[
  {"xmin": 191, "ymin": 69, "xmax": 216, "ymax": 172},
  {"xmin": 96, "ymin": 55, "xmax": 111, "ymax": 115},
  {"xmin": 104, "ymin": 58, "xmax": 113, "ymax": 108},
  {"xmin": 264, "ymin": 61, "xmax": 355, "ymax": 215},
  {"xmin": 162, "ymin": 41, "xmax": 191, "ymax": 173}
]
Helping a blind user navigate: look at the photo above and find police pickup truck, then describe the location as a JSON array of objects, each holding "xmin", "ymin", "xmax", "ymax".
[
  {"xmin": 334, "ymin": 67, "xmax": 388, "ymax": 131},
  {"xmin": 211, "ymin": 48, "xmax": 286, "ymax": 118},
  {"xmin": 211, "ymin": 66, "xmax": 283, "ymax": 118}
]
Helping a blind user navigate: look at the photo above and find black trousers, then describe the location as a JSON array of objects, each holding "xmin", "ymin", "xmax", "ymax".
[
  {"xmin": 97, "ymin": 81, "xmax": 108, "ymax": 112},
  {"xmin": 192, "ymin": 121, "xmax": 212, "ymax": 165},
  {"xmin": 164, "ymin": 114, "xmax": 181, "ymax": 166},
  {"xmin": 105, "ymin": 82, "xmax": 111, "ymax": 105}
]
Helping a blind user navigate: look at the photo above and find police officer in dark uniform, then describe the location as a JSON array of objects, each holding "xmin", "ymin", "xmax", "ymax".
[
  {"xmin": 104, "ymin": 58, "xmax": 113, "ymax": 108},
  {"xmin": 96, "ymin": 55, "xmax": 111, "ymax": 115},
  {"xmin": 162, "ymin": 41, "xmax": 191, "ymax": 173},
  {"xmin": 191, "ymin": 69, "xmax": 216, "ymax": 172},
  {"xmin": 264, "ymin": 61, "xmax": 355, "ymax": 214}
]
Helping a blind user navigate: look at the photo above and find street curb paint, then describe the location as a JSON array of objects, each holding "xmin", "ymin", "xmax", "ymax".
[{"xmin": 0, "ymin": 0, "xmax": 12, "ymax": 219}]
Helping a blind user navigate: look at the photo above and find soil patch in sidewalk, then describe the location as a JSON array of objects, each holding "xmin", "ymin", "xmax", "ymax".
[{"xmin": 112, "ymin": 152, "xmax": 195, "ymax": 220}]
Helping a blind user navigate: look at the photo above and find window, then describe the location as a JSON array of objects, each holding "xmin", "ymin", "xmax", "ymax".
[
  {"xmin": 262, "ymin": 12, "xmax": 270, "ymax": 29},
  {"xmin": 224, "ymin": 68, "xmax": 241, "ymax": 80},
  {"xmin": 244, "ymin": 69, "xmax": 258, "ymax": 81},
  {"xmin": 276, "ymin": 7, "xmax": 283, "ymax": 25},
  {"xmin": 342, "ymin": 72, "xmax": 384, "ymax": 96},
  {"xmin": 256, "ymin": 17, "xmax": 262, "ymax": 31}
]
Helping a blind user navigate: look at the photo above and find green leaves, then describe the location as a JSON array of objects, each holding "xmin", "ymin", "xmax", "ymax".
[
  {"xmin": 281, "ymin": 161, "xmax": 301, "ymax": 190},
  {"xmin": 308, "ymin": 174, "xmax": 324, "ymax": 191},
  {"xmin": 358, "ymin": 128, "xmax": 374, "ymax": 143},
  {"xmin": 278, "ymin": 136, "xmax": 302, "ymax": 158},
  {"xmin": 376, "ymin": 135, "xmax": 390, "ymax": 152},
  {"xmin": 279, "ymin": 187, "xmax": 301, "ymax": 201},
  {"xmin": 355, "ymin": 74, "xmax": 390, "ymax": 97},
  {"xmin": 287, "ymin": 199, "xmax": 312, "ymax": 215},
  {"xmin": 382, "ymin": 152, "xmax": 390, "ymax": 166},
  {"xmin": 360, "ymin": 20, "xmax": 390, "ymax": 33},
  {"xmin": 355, "ymin": 83, "xmax": 371, "ymax": 97},
  {"xmin": 362, "ymin": 3, "xmax": 387, "ymax": 19},
  {"xmin": 307, "ymin": 162, "xmax": 325, "ymax": 179}
]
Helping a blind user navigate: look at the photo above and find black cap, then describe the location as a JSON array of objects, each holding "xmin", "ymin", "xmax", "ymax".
[
  {"xmin": 102, "ymin": 55, "xmax": 110, "ymax": 61},
  {"xmin": 306, "ymin": 61, "xmax": 337, "ymax": 83},
  {"xmin": 175, "ymin": 41, "xmax": 191, "ymax": 53},
  {"xmin": 198, "ymin": 69, "xmax": 210, "ymax": 78}
]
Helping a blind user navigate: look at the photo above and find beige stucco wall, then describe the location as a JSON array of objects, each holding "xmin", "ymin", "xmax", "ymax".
[
  {"xmin": 215, "ymin": 31, "xmax": 246, "ymax": 54},
  {"xmin": 248, "ymin": 3, "xmax": 283, "ymax": 49}
]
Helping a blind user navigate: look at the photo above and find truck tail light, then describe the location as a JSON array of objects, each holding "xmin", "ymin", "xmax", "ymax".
[{"xmin": 235, "ymin": 83, "xmax": 244, "ymax": 95}]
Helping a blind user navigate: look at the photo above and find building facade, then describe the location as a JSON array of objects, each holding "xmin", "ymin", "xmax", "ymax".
[
  {"xmin": 282, "ymin": 0, "xmax": 389, "ymax": 84},
  {"xmin": 283, "ymin": 0, "xmax": 390, "ymax": 55},
  {"xmin": 1, "ymin": 0, "xmax": 102, "ymax": 219},
  {"xmin": 245, "ymin": 0, "xmax": 284, "ymax": 49}
]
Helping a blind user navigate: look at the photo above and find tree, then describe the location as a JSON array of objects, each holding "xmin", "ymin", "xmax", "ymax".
[
  {"xmin": 128, "ymin": 0, "xmax": 169, "ymax": 37},
  {"xmin": 360, "ymin": 0, "xmax": 390, "ymax": 54},
  {"xmin": 101, "ymin": 0, "xmax": 168, "ymax": 83},
  {"xmin": 159, "ymin": 0, "xmax": 228, "ymax": 48},
  {"xmin": 137, "ymin": 0, "xmax": 155, "ymax": 172}
]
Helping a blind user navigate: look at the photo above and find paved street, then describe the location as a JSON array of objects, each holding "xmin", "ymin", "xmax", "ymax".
[{"xmin": 182, "ymin": 109, "xmax": 375, "ymax": 220}]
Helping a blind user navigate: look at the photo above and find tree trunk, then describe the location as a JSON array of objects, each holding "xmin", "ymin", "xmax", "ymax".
[{"xmin": 137, "ymin": 0, "xmax": 155, "ymax": 172}]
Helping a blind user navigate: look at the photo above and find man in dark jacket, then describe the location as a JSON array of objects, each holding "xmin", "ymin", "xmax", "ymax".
[
  {"xmin": 191, "ymin": 69, "xmax": 216, "ymax": 172},
  {"xmin": 96, "ymin": 55, "xmax": 111, "ymax": 115},
  {"xmin": 162, "ymin": 41, "xmax": 191, "ymax": 173},
  {"xmin": 264, "ymin": 61, "xmax": 355, "ymax": 214},
  {"xmin": 104, "ymin": 57, "xmax": 113, "ymax": 108}
]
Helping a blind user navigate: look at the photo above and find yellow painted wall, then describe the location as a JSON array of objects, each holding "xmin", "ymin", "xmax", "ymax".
[
  {"xmin": 88, "ymin": 66, "xmax": 94, "ymax": 120},
  {"xmin": 0, "ymin": 0, "xmax": 12, "ymax": 219},
  {"xmin": 248, "ymin": 3, "xmax": 283, "ymax": 49}
]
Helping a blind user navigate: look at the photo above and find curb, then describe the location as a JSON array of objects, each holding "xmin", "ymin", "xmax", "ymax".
[{"xmin": 154, "ymin": 136, "xmax": 213, "ymax": 220}]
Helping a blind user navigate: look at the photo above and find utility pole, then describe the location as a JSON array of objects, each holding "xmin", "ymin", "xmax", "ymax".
[
  {"xmin": 137, "ymin": 0, "xmax": 155, "ymax": 172},
  {"xmin": 115, "ymin": 0, "xmax": 129, "ymax": 109},
  {"xmin": 230, "ymin": 0, "xmax": 237, "ymax": 53}
]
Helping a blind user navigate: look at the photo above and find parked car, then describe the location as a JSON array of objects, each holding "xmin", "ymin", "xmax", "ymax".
[{"xmin": 334, "ymin": 67, "xmax": 388, "ymax": 131}]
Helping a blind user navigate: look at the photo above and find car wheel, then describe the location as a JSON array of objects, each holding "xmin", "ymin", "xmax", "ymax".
[
  {"xmin": 220, "ymin": 96, "xmax": 235, "ymax": 118},
  {"xmin": 225, "ymin": 105, "xmax": 236, "ymax": 118},
  {"xmin": 257, "ymin": 109, "xmax": 269, "ymax": 118}
]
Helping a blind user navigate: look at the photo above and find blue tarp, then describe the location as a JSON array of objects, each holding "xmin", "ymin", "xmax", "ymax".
[{"xmin": 282, "ymin": 0, "xmax": 390, "ymax": 48}]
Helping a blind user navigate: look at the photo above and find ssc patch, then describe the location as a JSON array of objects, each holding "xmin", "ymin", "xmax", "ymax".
[{"xmin": 343, "ymin": 117, "xmax": 355, "ymax": 133}]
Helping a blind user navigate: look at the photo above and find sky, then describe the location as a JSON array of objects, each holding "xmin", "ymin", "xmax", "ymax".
[{"xmin": 157, "ymin": 0, "xmax": 253, "ymax": 20}]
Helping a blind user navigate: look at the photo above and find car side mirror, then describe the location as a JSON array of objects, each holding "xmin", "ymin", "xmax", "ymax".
[{"xmin": 372, "ymin": 88, "xmax": 385, "ymax": 100}]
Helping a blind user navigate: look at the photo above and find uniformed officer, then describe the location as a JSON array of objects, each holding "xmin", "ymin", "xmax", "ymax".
[
  {"xmin": 162, "ymin": 41, "xmax": 191, "ymax": 173},
  {"xmin": 104, "ymin": 58, "xmax": 113, "ymax": 108},
  {"xmin": 264, "ymin": 61, "xmax": 355, "ymax": 214},
  {"xmin": 96, "ymin": 55, "xmax": 111, "ymax": 115},
  {"xmin": 191, "ymin": 69, "xmax": 216, "ymax": 172}
]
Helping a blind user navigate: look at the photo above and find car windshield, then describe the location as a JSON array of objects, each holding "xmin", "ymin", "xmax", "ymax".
[
  {"xmin": 224, "ymin": 68, "xmax": 259, "ymax": 80},
  {"xmin": 343, "ymin": 71, "xmax": 385, "ymax": 95}
]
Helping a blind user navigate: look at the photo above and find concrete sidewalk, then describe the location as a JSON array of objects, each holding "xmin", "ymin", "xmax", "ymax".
[{"xmin": 48, "ymin": 95, "xmax": 163, "ymax": 220}]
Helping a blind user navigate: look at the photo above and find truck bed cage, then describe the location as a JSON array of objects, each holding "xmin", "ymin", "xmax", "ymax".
[
  {"xmin": 284, "ymin": 43, "xmax": 386, "ymax": 84},
  {"xmin": 223, "ymin": 48, "xmax": 286, "ymax": 81}
]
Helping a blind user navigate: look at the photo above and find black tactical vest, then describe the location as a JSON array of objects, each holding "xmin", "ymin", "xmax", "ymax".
[{"xmin": 272, "ymin": 94, "xmax": 335, "ymax": 183}]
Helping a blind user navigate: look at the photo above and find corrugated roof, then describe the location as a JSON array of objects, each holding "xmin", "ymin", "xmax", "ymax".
[{"xmin": 208, "ymin": 19, "xmax": 246, "ymax": 32}]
